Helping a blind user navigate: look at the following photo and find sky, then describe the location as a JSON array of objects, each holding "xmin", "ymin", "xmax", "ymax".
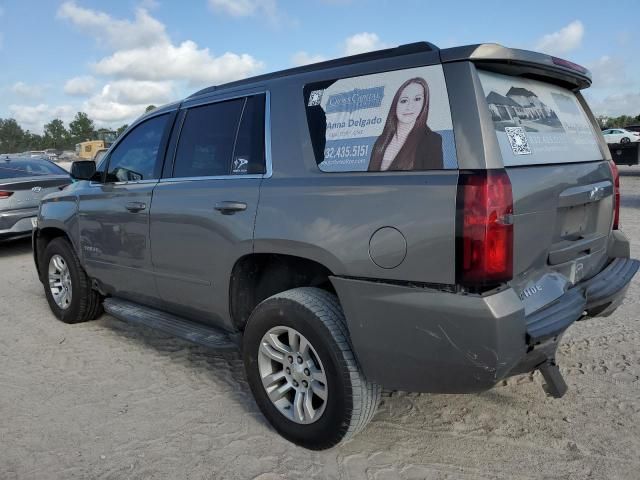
[{"xmin": 0, "ymin": 0, "xmax": 639, "ymax": 133}]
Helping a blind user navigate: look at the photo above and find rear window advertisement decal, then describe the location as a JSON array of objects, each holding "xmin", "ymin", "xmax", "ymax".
[
  {"xmin": 479, "ymin": 70, "xmax": 601, "ymax": 165},
  {"xmin": 305, "ymin": 65, "xmax": 458, "ymax": 172},
  {"xmin": 505, "ymin": 127, "xmax": 531, "ymax": 155}
]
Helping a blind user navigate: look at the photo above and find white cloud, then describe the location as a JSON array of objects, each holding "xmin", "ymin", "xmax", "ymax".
[
  {"xmin": 58, "ymin": 1, "xmax": 167, "ymax": 50},
  {"xmin": 64, "ymin": 76, "xmax": 97, "ymax": 96},
  {"xmin": 98, "ymin": 80, "xmax": 173, "ymax": 105},
  {"xmin": 209, "ymin": 0, "xmax": 260, "ymax": 16},
  {"xmin": 58, "ymin": 3, "xmax": 264, "ymax": 89},
  {"xmin": 93, "ymin": 42, "xmax": 263, "ymax": 85},
  {"xmin": 291, "ymin": 51, "xmax": 327, "ymax": 66},
  {"xmin": 11, "ymin": 82, "xmax": 45, "ymax": 99},
  {"xmin": 587, "ymin": 92, "xmax": 640, "ymax": 117},
  {"xmin": 209, "ymin": 0, "xmax": 280, "ymax": 20},
  {"xmin": 587, "ymin": 56, "xmax": 630, "ymax": 89},
  {"xmin": 534, "ymin": 20, "xmax": 584, "ymax": 56},
  {"xmin": 207, "ymin": 0, "xmax": 291, "ymax": 26},
  {"xmin": 8, "ymin": 104, "xmax": 75, "ymax": 133},
  {"xmin": 78, "ymin": 80, "xmax": 173, "ymax": 125},
  {"xmin": 139, "ymin": 0, "xmax": 159, "ymax": 9},
  {"xmin": 343, "ymin": 32, "xmax": 386, "ymax": 56}
]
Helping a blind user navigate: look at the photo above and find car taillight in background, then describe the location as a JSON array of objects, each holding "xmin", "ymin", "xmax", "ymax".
[
  {"xmin": 0, "ymin": 191, "xmax": 14, "ymax": 199},
  {"xmin": 608, "ymin": 160, "xmax": 620, "ymax": 229},
  {"xmin": 457, "ymin": 170, "xmax": 514, "ymax": 289}
]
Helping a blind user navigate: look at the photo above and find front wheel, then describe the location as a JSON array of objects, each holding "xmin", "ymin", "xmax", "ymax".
[
  {"xmin": 41, "ymin": 237, "xmax": 103, "ymax": 324},
  {"xmin": 620, "ymin": 137, "xmax": 630, "ymax": 144},
  {"xmin": 243, "ymin": 287, "xmax": 380, "ymax": 450}
]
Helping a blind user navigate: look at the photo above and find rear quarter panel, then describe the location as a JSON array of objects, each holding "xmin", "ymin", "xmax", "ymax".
[{"xmin": 254, "ymin": 79, "xmax": 458, "ymax": 284}]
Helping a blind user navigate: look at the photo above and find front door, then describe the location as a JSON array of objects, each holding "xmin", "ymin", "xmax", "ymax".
[
  {"xmin": 150, "ymin": 94, "xmax": 266, "ymax": 329},
  {"xmin": 79, "ymin": 112, "xmax": 173, "ymax": 305}
]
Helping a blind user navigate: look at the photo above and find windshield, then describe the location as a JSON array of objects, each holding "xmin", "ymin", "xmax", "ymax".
[{"xmin": 0, "ymin": 159, "xmax": 68, "ymax": 179}]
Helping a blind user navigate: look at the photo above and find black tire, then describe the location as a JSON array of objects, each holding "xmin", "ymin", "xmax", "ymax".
[
  {"xmin": 621, "ymin": 137, "xmax": 630, "ymax": 144},
  {"xmin": 41, "ymin": 237, "xmax": 103, "ymax": 324},
  {"xmin": 243, "ymin": 287, "xmax": 381, "ymax": 450}
]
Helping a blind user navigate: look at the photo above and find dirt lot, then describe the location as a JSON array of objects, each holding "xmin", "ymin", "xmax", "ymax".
[{"xmin": 1, "ymin": 167, "xmax": 639, "ymax": 480}]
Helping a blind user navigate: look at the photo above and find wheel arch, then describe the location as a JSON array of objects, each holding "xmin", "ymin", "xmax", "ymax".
[
  {"xmin": 33, "ymin": 226, "xmax": 75, "ymax": 282},
  {"xmin": 229, "ymin": 253, "xmax": 337, "ymax": 331}
]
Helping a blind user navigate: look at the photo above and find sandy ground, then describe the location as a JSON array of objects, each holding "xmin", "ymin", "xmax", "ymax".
[{"xmin": 1, "ymin": 167, "xmax": 639, "ymax": 480}]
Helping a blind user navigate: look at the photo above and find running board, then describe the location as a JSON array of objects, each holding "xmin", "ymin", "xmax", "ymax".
[{"xmin": 103, "ymin": 298, "xmax": 238, "ymax": 351}]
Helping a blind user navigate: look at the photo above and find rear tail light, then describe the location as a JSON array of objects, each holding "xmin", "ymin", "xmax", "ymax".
[
  {"xmin": 608, "ymin": 160, "xmax": 620, "ymax": 229},
  {"xmin": 457, "ymin": 170, "xmax": 514, "ymax": 288},
  {"xmin": 0, "ymin": 191, "xmax": 13, "ymax": 199}
]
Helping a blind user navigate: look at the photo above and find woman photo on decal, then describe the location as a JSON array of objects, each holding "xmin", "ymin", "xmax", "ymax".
[{"xmin": 368, "ymin": 77, "xmax": 443, "ymax": 171}]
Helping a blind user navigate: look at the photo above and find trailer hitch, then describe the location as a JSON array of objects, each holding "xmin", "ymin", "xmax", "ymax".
[{"xmin": 538, "ymin": 360, "xmax": 568, "ymax": 398}]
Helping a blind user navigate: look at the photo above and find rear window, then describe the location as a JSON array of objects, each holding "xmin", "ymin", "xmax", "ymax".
[
  {"xmin": 304, "ymin": 65, "xmax": 457, "ymax": 172},
  {"xmin": 478, "ymin": 70, "xmax": 602, "ymax": 166},
  {"xmin": 0, "ymin": 159, "xmax": 67, "ymax": 179}
]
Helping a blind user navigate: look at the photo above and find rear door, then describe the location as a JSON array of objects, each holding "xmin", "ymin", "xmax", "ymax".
[
  {"xmin": 149, "ymin": 93, "xmax": 267, "ymax": 329},
  {"xmin": 476, "ymin": 69, "xmax": 614, "ymax": 313}
]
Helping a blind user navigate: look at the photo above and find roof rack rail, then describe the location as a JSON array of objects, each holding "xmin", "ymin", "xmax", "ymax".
[{"xmin": 188, "ymin": 41, "xmax": 439, "ymax": 98}]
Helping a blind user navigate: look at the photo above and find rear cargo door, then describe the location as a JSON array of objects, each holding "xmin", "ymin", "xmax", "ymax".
[{"xmin": 477, "ymin": 70, "xmax": 613, "ymax": 313}]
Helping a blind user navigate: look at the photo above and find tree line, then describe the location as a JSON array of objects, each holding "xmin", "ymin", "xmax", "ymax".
[
  {"xmin": 0, "ymin": 105, "xmax": 156, "ymax": 154},
  {"xmin": 597, "ymin": 114, "xmax": 640, "ymax": 130}
]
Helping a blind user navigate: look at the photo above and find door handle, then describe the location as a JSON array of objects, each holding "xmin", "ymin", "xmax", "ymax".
[
  {"xmin": 215, "ymin": 201, "xmax": 247, "ymax": 215},
  {"xmin": 125, "ymin": 202, "xmax": 147, "ymax": 213}
]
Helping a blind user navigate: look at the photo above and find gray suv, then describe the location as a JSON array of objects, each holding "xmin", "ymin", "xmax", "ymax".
[{"xmin": 33, "ymin": 42, "xmax": 639, "ymax": 450}]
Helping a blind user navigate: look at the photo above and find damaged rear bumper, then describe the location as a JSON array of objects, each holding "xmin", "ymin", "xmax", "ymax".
[{"xmin": 331, "ymin": 256, "xmax": 638, "ymax": 395}]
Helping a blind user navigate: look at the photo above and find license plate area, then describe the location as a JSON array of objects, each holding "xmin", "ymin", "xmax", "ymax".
[{"xmin": 556, "ymin": 204, "xmax": 592, "ymax": 239}]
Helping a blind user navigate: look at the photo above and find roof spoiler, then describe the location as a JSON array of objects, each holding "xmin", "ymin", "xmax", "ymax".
[{"xmin": 440, "ymin": 43, "xmax": 592, "ymax": 90}]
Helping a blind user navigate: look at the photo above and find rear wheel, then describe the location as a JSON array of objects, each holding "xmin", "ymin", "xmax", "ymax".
[
  {"xmin": 42, "ymin": 237, "xmax": 103, "ymax": 324},
  {"xmin": 243, "ymin": 287, "xmax": 380, "ymax": 450}
]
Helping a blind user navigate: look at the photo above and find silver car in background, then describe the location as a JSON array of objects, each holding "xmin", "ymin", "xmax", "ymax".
[{"xmin": 0, "ymin": 156, "xmax": 71, "ymax": 241}]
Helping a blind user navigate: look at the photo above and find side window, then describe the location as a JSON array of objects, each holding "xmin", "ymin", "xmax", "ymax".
[
  {"xmin": 173, "ymin": 99, "xmax": 244, "ymax": 178},
  {"xmin": 231, "ymin": 94, "xmax": 266, "ymax": 175},
  {"xmin": 106, "ymin": 114, "xmax": 169, "ymax": 182},
  {"xmin": 303, "ymin": 65, "xmax": 457, "ymax": 172}
]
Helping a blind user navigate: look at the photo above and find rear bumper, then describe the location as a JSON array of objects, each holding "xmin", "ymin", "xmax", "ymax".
[
  {"xmin": 0, "ymin": 207, "xmax": 38, "ymax": 240},
  {"xmin": 331, "ymin": 256, "xmax": 638, "ymax": 394}
]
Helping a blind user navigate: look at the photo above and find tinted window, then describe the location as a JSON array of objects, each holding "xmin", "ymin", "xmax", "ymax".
[
  {"xmin": 231, "ymin": 95, "xmax": 266, "ymax": 175},
  {"xmin": 173, "ymin": 99, "xmax": 244, "ymax": 178},
  {"xmin": 106, "ymin": 114, "xmax": 169, "ymax": 182},
  {"xmin": 0, "ymin": 159, "xmax": 68, "ymax": 179},
  {"xmin": 304, "ymin": 65, "xmax": 457, "ymax": 172}
]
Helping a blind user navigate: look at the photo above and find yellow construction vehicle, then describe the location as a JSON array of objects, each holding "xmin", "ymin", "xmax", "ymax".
[{"xmin": 75, "ymin": 130, "xmax": 116, "ymax": 160}]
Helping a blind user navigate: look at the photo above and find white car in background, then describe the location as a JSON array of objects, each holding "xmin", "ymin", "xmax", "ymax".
[{"xmin": 602, "ymin": 128, "xmax": 640, "ymax": 144}]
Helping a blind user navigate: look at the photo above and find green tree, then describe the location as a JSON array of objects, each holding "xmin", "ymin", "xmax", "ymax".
[
  {"xmin": 116, "ymin": 124, "xmax": 129, "ymax": 137},
  {"xmin": 0, "ymin": 118, "xmax": 26, "ymax": 153},
  {"xmin": 145, "ymin": 105, "xmax": 157, "ymax": 113},
  {"xmin": 24, "ymin": 131, "xmax": 45, "ymax": 151},
  {"xmin": 69, "ymin": 112, "xmax": 95, "ymax": 142},
  {"xmin": 43, "ymin": 118, "xmax": 69, "ymax": 149}
]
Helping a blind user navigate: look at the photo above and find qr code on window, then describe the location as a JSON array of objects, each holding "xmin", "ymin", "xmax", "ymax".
[
  {"xmin": 308, "ymin": 89, "xmax": 324, "ymax": 107},
  {"xmin": 505, "ymin": 127, "xmax": 531, "ymax": 155}
]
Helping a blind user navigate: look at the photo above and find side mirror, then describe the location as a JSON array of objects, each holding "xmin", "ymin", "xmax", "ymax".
[{"xmin": 70, "ymin": 160, "xmax": 97, "ymax": 181}]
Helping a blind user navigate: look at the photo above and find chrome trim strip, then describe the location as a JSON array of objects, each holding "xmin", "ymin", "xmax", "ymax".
[
  {"xmin": 159, "ymin": 175, "xmax": 264, "ymax": 183},
  {"xmin": 264, "ymin": 90, "xmax": 273, "ymax": 178}
]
